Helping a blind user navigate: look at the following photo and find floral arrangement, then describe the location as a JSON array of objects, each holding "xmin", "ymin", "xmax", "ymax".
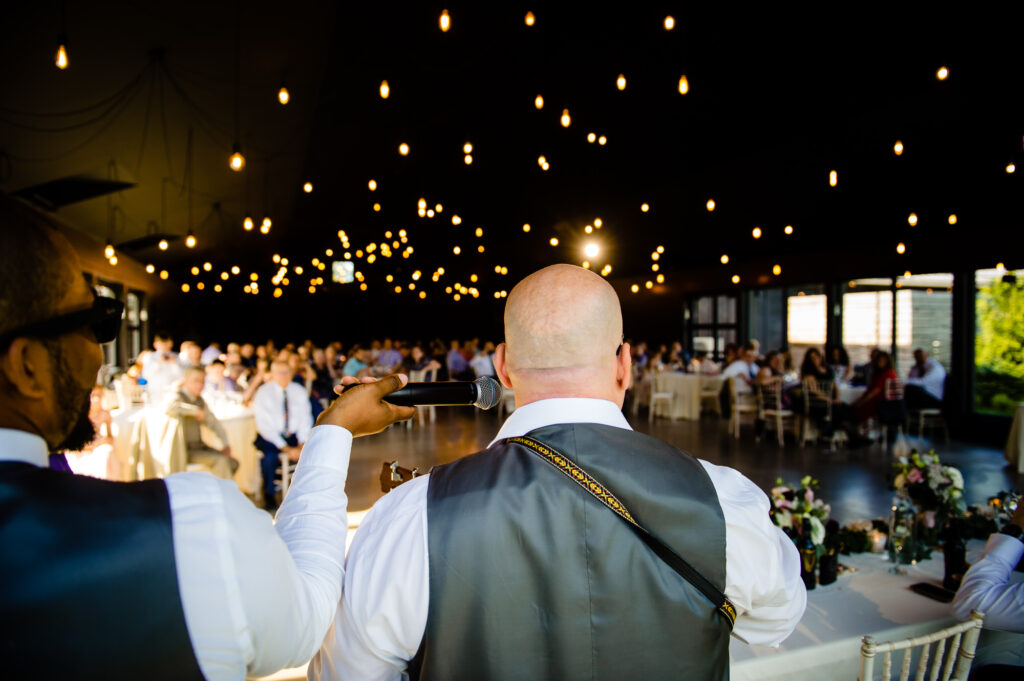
[
  {"xmin": 892, "ymin": 449, "xmax": 967, "ymax": 526},
  {"xmin": 771, "ymin": 475, "xmax": 830, "ymax": 546}
]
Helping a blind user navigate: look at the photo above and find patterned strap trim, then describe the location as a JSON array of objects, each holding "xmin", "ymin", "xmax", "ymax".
[{"xmin": 506, "ymin": 435, "xmax": 737, "ymax": 629}]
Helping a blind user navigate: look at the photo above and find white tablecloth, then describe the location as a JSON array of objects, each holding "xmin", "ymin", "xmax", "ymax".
[
  {"xmin": 108, "ymin": 405, "xmax": 260, "ymax": 495},
  {"xmin": 652, "ymin": 373, "xmax": 723, "ymax": 420},
  {"xmin": 838, "ymin": 384, "xmax": 867, "ymax": 404},
  {"xmin": 1005, "ymin": 403, "xmax": 1024, "ymax": 474},
  {"xmin": 729, "ymin": 542, "xmax": 992, "ymax": 680}
]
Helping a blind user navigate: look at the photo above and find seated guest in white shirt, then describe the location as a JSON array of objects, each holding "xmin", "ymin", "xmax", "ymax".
[
  {"xmin": 203, "ymin": 359, "xmax": 239, "ymax": 395},
  {"xmin": 167, "ymin": 367, "xmax": 237, "ymax": 479},
  {"xmin": 952, "ymin": 502, "xmax": 1024, "ymax": 677},
  {"xmin": 253, "ymin": 360, "xmax": 315, "ymax": 510},
  {"xmin": 311, "ymin": 264, "xmax": 805, "ymax": 681},
  {"xmin": 141, "ymin": 331, "xmax": 184, "ymax": 404},
  {"xmin": 469, "ymin": 341, "xmax": 497, "ymax": 378},
  {"xmin": 721, "ymin": 342, "xmax": 756, "ymax": 394},
  {"xmin": 0, "ymin": 199, "xmax": 415, "ymax": 681},
  {"xmin": 904, "ymin": 348, "xmax": 946, "ymax": 411}
]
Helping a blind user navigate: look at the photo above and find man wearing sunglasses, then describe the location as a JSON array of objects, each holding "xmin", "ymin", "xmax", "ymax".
[{"xmin": 0, "ymin": 198, "xmax": 416, "ymax": 681}]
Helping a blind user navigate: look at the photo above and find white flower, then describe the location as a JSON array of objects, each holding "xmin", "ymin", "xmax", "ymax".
[
  {"xmin": 944, "ymin": 466, "xmax": 964, "ymax": 490},
  {"xmin": 774, "ymin": 510, "xmax": 793, "ymax": 529},
  {"xmin": 809, "ymin": 516, "xmax": 826, "ymax": 546}
]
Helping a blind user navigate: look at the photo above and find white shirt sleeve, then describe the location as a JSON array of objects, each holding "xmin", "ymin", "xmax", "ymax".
[
  {"xmin": 310, "ymin": 475, "xmax": 430, "ymax": 681},
  {"xmin": 951, "ymin": 533, "xmax": 1024, "ymax": 632},
  {"xmin": 168, "ymin": 424, "xmax": 353, "ymax": 680},
  {"xmin": 699, "ymin": 460, "xmax": 807, "ymax": 646},
  {"xmin": 253, "ymin": 383, "xmax": 286, "ymax": 448}
]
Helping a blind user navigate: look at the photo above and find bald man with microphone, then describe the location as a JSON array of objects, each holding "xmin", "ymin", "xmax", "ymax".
[{"xmin": 311, "ymin": 264, "xmax": 806, "ymax": 681}]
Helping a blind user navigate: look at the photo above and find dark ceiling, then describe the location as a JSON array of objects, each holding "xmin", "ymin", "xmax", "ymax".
[{"xmin": 1, "ymin": 3, "xmax": 1022, "ymax": 341}]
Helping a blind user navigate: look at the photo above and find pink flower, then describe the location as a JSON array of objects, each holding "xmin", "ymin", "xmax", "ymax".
[
  {"xmin": 804, "ymin": 488, "xmax": 815, "ymax": 502},
  {"xmin": 907, "ymin": 468, "xmax": 924, "ymax": 484},
  {"xmin": 776, "ymin": 498, "xmax": 794, "ymax": 509},
  {"xmin": 923, "ymin": 510, "xmax": 936, "ymax": 528}
]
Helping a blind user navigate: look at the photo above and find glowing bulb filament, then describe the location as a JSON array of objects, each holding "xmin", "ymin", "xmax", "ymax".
[
  {"xmin": 561, "ymin": 108, "xmax": 571, "ymax": 127},
  {"xmin": 278, "ymin": 87, "xmax": 290, "ymax": 105},
  {"xmin": 55, "ymin": 42, "xmax": 68, "ymax": 70},
  {"xmin": 439, "ymin": 9, "xmax": 450, "ymax": 32},
  {"xmin": 379, "ymin": 80, "xmax": 390, "ymax": 99},
  {"xmin": 678, "ymin": 75, "xmax": 689, "ymax": 94}
]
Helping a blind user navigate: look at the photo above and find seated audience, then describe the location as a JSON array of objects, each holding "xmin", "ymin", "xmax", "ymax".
[
  {"xmin": 722, "ymin": 342, "xmax": 756, "ymax": 394},
  {"xmin": 200, "ymin": 342, "xmax": 222, "ymax": 366},
  {"xmin": 470, "ymin": 342, "xmax": 497, "ymax": 378},
  {"xmin": 141, "ymin": 332, "xmax": 184, "ymax": 404},
  {"xmin": 826, "ymin": 344, "xmax": 852, "ymax": 383},
  {"xmin": 166, "ymin": 368, "xmax": 238, "ymax": 480},
  {"xmin": 342, "ymin": 347, "xmax": 371, "ymax": 379},
  {"xmin": 406, "ymin": 345, "xmax": 441, "ymax": 376},
  {"xmin": 204, "ymin": 359, "xmax": 239, "ymax": 395},
  {"xmin": 375, "ymin": 339, "xmax": 403, "ymax": 374},
  {"xmin": 851, "ymin": 350, "xmax": 899, "ymax": 424},
  {"xmin": 179, "ymin": 341, "xmax": 203, "ymax": 369},
  {"xmin": 447, "ymin": 340, "xmax": 473, "ymax": 381},
  {"xmin": 252, "ymin": 361, "xmax": 314, "ymax": 509},
  {"xmin": 905, "ymin": 348, "xmax": 946, "ymax": 411}
]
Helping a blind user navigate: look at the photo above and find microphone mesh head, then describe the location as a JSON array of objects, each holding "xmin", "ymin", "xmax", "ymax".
[{"xmin": 473, "ymin": 376, "xmax": 502, "ymax": 410}]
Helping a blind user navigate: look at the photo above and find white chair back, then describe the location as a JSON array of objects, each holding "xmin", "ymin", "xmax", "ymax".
[
  {"xmin": 885, "ymin": 378, "xmax": 906, "ymax": 401},
  {"xmin": 858, "ymin": 610, "xmax": 984, "ymax": 681}
]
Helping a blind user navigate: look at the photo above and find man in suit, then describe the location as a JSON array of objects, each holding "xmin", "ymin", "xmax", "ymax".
[
  {"xmin": 252, "ymin": 360, "xmax": 315, "ymax": 510},
  {"xmin": 166, "ymin": 367, "xmax": 238, "ymax": 479},
  {"xmin": 0, "ymin": 197, "xmax": 414, "ymax": 681}
]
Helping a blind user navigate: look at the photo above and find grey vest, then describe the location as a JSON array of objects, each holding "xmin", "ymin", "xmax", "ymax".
[
  {"xmin": 0, "ymin": 462, "xmax": 204, "ymax": 681},
  {"xmin": 414, "ymin": 423, "xmax": 730, "ymax": 681}
]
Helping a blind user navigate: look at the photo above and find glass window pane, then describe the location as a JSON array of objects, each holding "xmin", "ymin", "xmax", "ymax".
[
  {"xmin": 787, "ymin": 291, "xmax": 826, "ymax": 364},
  {"xmin": 695, "ymin": 296, "xmax": 714, "ymax": 325},
  {"xmin": 842, "ymin": 278, "xmax": 893, "ymax": 369},
  {"xmin": 717, "ymin": 295, "xmax": 737, "ymax": 325},
  {"xmin": 975, "ymin": 267, "xmax": 1024, "ymax": 415},
  {"xmin": 894, "ymin": 273, "xmax": 953, "ymax": 373}
]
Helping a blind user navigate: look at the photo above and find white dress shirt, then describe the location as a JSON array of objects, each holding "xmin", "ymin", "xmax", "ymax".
[
  {"xmin": 0, "ymin": 424, "xmax": 351, "ymax": 680},
  {"xmin": 310, "ymin": 398, "xmax": 806, "ymax": 681},
  {"xmin": 141, "ymin": 353, "xmax": 185, "ymax": 403},
  {"xmin": 952, "ymin": 533, "xmax": 1024, "ymax": 632},
  {"xmin": 722, "ymin": 360, "xmax": 753, "ymax": 393},
  {"xmin": 253, "ymin": 381, "xmax": 314, "ymax": 448},
  {"xmin": 906, "ymin": 357, "xmax": 946, "ymax": 401}
]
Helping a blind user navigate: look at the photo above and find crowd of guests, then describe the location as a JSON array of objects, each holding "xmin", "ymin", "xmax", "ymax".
[
  {"xmin": 113, "ymin": 334, "xmax": 498, "ymax": 508},
  {"xmin": 630, "ymin": 339, "xmax": 947, "ymax": 446}
]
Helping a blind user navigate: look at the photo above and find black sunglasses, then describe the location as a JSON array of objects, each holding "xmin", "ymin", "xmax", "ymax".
[{"xmin": 0, "ymin": 296, "xmax": 124, "ymax": 349}]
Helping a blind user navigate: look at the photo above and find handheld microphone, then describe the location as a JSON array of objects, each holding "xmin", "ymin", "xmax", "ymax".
[{"xmin": 344, "ymin": 376, "xmax": 503, "ymax": 409}]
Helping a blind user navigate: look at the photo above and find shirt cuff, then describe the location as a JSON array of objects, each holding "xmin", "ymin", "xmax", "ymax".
[
  {"xmin": 296, "ymin": 424, "xmax": 354, "ymax": 473},
  {"xmin": 986, "ymin": 532, "xmax": 1024, "ymax": 568}
]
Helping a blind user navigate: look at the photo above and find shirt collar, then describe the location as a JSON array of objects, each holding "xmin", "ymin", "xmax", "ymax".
[
  {"xmin": 0, "ymin": 428, "xmax": 51, "ymax": 467},
  {"xmin": 488, "ymin": 397, "xmax": 632, "ymax": 447}
]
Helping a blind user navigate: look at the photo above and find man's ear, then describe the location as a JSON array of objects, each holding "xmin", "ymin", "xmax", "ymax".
[
  {"xmin": 616, "ymin": 341, "xmax": 632, "ymax": 391},
  {"xmin": 0, "ymin": 338, "xmax": 49, "ymax": 400},
  {"xmin": 493, "ymin": 343, "xmax": 513, "ymax": 389}
]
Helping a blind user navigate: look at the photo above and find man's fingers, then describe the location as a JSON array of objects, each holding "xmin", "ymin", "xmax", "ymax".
[
  {"xmin": 390, "ymin": 403, "xmax": 417, "ymax": 421},
  {"xmin": 369, "ymin": 373, "xmax": 408, "ymax": 398}
]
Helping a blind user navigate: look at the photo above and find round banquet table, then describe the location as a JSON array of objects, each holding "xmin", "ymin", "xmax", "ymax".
[
  {"xmin": 838, "ymin": 384, "xmax": 867, "ymax": 404},
  {"xmin": 651, "ymin": 372, "xmax": 724, "ymax": 420},
  {"xmin": 729, "ymin": 540, "xmax": 1021, "ymax": 680}
]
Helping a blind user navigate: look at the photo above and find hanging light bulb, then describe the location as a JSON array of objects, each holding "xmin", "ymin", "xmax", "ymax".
[
  {"xmin": 261, "ymin": 217, "xmax": 271, "ymax": 234},
  {"xmin": 303, "ymin": 182, "xmax": 313, "ymax": 193},
  {"xmin": 525, "ymin": 11, "xmax": 535, "ymax": 26},
  {"xmin": 146, "ymin": 264, "xmax": 155, "ymax": 274},
  {"xmin": 631, "ymin": 284, "xmax": 639, "ymax": 293},
  {"xmin": 598, "ymin": 135, "xmax": 607, "ymax": 145},
  {"xmin": 587, "ymin": 132, "xmax": 596, "ymax": 143},
  {"xmin": 549, "ymin": 237, "xmax": 559, "ymax": 246},
  {"xmin": 103, "ymin": 242, "xmax": 114, "ymax": 259},
  {"xmin": 731, "ymin": 275, "xmax": 740, "ymax": 284},
  {"xmin": 379, "ymin": 80, "xmax": 390, "ymax": 99},
  {"xmin": 784, "ymin": 224, "xmax": 794, "ymax": 235},
  {"xmin": 948, "ymin": 214, "xmax": 957, "ymax": 225},
  {"xmin": 616, "ymin": 74, "xmax": 626, "ymax": 91},
  {"xmin": 772, "ymin": 265, "xmax": 782, "ymax": 276},
  {"xmin": 706, "ymin": 198, "xmax": 716, "ymax": 212},
  {"xmin": 894, "ymin": 140, "xmax": 904, "ymax": 155},
  {"xmin": 896, "ymin": 242, "xmax": 906, "ymax": 254},
  {"xmin": 399, "ymin": 142, "xmax": 410, "ymax": 156},
  {"xmin": 664, "ymin": 16, "xmax": 676, "ymax": 30},
  {"xmin": 1006, "ymin": 163, "xmax": 1016, "ymax": 174},
  {"xmin": 185, "ymin": 231, "xmax": 197, "ymax": 248},
  {"xmin": 829, "ymin": 169, "xmax": 838, "ymax": 187},
  {"xmin": 439, "ymin": 9, "xmax": 450, "ymax": 32},
  {"xmin": 752, "ymin": 227, "xmax": 762, "ymax": 239},
  {"xmin": 560, "ymin": 108, "xmax": 571, "ymax": 127},
  {"xmin": 158, "ymin": 239, "xmax": 169, "ymax": 251},
  {"xmin": 535, "ymin": 94, "xmax": 544, "ymax": 109},
  {"xmin": 640, "ymin": 203, "xmax": 650, "ymax": 213},
  {"xmin": 678, "ymin": 75, "xmax": 689, "ymax": 94},
  {"xmin": 936, "ymin": 66, "xmax": 949, "ymax": 80},
  {"xmin": 229, "ymin": 144, "xmax": 245, "ymax": 172},
  {"xmin": 55, "ymin": 35, "xmax": 69, "ymax": 70},
  {"xmin": 720, "ymin": 254, "xmax": 729, "ymax": 264},
  {"xmin": 243, "ymin": 216, "xmax": 254, "ymax": 231},
  {"xmin": 907, "ymin": 213, "xmax": 918, "ymax": 226},
  {"xmin": 522, "ymin": 223, "xmax": 530, "ymax": 232},
  {"xmin": 278, "ymin": 86, "xmax": 290, "ymax": 105}
]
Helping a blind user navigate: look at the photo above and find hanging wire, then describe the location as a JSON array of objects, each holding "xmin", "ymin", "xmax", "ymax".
[
  {"xmin": 158, "ymin": 66, "xmax": 174, "ymax": 178},
  {"xmin": 134, "ymin": 66, "xmax": 159, "ymax": 178}
]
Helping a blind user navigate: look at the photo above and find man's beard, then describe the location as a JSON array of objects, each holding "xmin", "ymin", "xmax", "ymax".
[{"xmin": 48, "ymin": 341, "xmax": 96, "ymax": 453}]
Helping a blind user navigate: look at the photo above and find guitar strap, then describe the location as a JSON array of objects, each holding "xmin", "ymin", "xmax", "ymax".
[{"xmin": 506, "ymin": 435, "xmax": 737, "ymax": 630}]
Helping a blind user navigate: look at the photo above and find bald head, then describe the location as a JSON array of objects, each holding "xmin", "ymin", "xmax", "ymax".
[{"xmin": 503, "ymin": 264, "xmax": 622, "ymax": 371}]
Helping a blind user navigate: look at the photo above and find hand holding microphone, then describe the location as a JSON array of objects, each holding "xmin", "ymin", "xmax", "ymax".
[
  {"xmin": 316, "ymin": 374, "xmax": 417, "ymax": 436},
  {"xmin": 340, "ymin": 375, "xmax": 503, "ymax": 409}
]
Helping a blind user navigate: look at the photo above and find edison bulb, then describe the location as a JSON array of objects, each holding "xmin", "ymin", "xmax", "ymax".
[
  {"xmin": 108, "ymin": 256, "xmax": 118, "ymax": 266},
  {"xmin": 587, "ymin": 132, "xmax": 596, "ymax": 143},
  {"xmin": 243, "ymin": 216, "xmax": 254, "ymax": 231},
  {"xmin": 584, "ymin": 243, "xmax": 599, "ymax": 258},
  {"xmin": 535, "ymin": 94, "xmax": 544, "ymax": 109},
  {"xmin": 159, "ymin": 270, "xmax": 169, "ymax": 279},
  {"xmin": 549, "ymin": 237, "xmax": 559, "ymax": 246},
  {"xmin": 463, "ymin": 142, "xmax": 473, "ymax": 154},
  {"xmin": 894, "ymin": 140, "xmax": 904, "ymax": 155},
  {"xmin": 185, "ymin": 233, "xmax": 197, "ymax": 248},
  {"xmin": 720, "ymin": 254, "xmax": 729, "ymax": 264},
  {"xmin": 752, "ymin": 227, "xmax": 762, "ymax": 239},
  {"xmin": 937, "ymin": 66, "xmax": 949, "ymax": 80},
  {"xmin": 656, "ymin": 274, "xmax": 665, "ymax": 284},
  {"xmin": 896, "ymin": 242, "xmax": 906, "ymax": 254},
  {"xmin": 55, "ymin": 42, "xmax": 68, "ymax": 70},
  {"xmin": 907, "ymin": 213, "xmax": 918, "ymax": 226},
  {"xmin": 829, "ymin": 169, "xmax": 838, "ymax": 187},
  {"xmin": 678, "ymin": 75, "xmax": 689, "ymax": 94},
  {"xmin": 158, "ymin": 239, "xmax": 169, "ymax": 251},
  {"xmin": 464, "ymin": 154, "xmax": 473, "ymax": 165},
  {"xmin": 1006, "ymin": 163, "xmax": 1016, "ymax": 174},
  {"xmin": 399, "ymin": 143, "xmax": 409, "ymax": 156},
  {"xmin": 278, "ymin": 87, "xmax": 290, "ymax": 105},
  {"xmin": 641, "ymin": 203, "xmax": 650, "ymax": 212},
  {"xmin": 631, "ymin": 284, "xmax": 639, "ymax": 293},
  {"xmin": 525, "ymin": 11, "xmax": 535, "ymax": 26},
  {"xmin": 453, "ymin": 246, "xmax": 461, "ymax": 255},
  {"xmin": 379, "ymin": 80, "xmax": 390, "ymax": 99},
  {"xmin": 181, "ymin": 283, "xmax": 190, "ymax": 293},
  {"xmin": 537, "ymin": 155, "xmax": 547, "ymax": 166},
  {"xmin": 373, "ymin": 203, "xmax": 381, "ymax": 212},
  {"xmin": 104, "ymin": 243, "xmax": 115, "ymax": 259},
  {"xmin": 772, "ymin": 264, "xmax": 782, "ymax": 276},
  {"xmin": 585, "ymin": 225, "xmax": 593, "ymax": 234},
  {"xmin": 706, "ymin": 199, "xmax": 716, "ymax": 212},
  {"xmin": 594, "ymin": 218, "xmax": 602, "ymax": 228},
  {"xmin": 475, "ymin": 227, "xmax": 483, "ymax": 237},
  {"xmin": 146, "ymin": 264, "xmax": 155, "ymax": 274},
  {"xmin": 731, "ymin": 275, "xmax": 740, "ymax": 284},
  {"xmin": 522, "ymin": 223, "xmax": 531, "ymax": 232},
  {"xmin": 645, "ymin": 281, "xmax": 654, "ymax": 289},
  {"xmin": 784, "ymin": 224, "xmax": 794, "ymax": 235},
  {"xmin": 948, "ymin": 214, "xmax": 957, "ymax": 225},
  {"xmin": 229, "ymin": 149, "xmax": 245, "ymax": 172},
  {"xmin": 303, "ymin": 182, "xmax": 313, "ymax": 193},
  {"xmin": 598, "ymin": 135, "xmax": 607, "ymax": 145},
  {"xmin": 452, "ymin": 215, "xmax": 462, "ymax": 225},
  {"xmin": 439, "ymin": 9, "xmax": 450, "ymax": 32},
  {"xmin": 560, "ymin": 109, "xmax": 571, "ymax": 127},
  {"xmin": 368, "ymin": 179, "xmax": 377, "ymax": 191},
  {"xmin": 616, "ymin": 74, "xmax": 626, "ymax": 91}
]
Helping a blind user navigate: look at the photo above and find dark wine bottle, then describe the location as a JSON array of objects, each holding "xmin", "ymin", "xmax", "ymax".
[
  {"xmin": 799, "ymin": 517, "xmax": 818, "ymax": 590},
  {"xmin": 942, "ymin": 518, "xmax": 967, "ymax": 592},
  {"xmin": 819, "ymin": 519, "xmax": 840, "ymax": 585}
]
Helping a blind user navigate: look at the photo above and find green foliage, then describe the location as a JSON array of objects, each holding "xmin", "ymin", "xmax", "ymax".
[{"xmin": 975, "ymin": 275, "xmax": 1024, "ymax": 414}]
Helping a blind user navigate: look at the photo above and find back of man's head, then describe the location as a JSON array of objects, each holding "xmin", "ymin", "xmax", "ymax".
[
  {"xmin": 503, "ymin": 264, "xmax": 622, "ymax": 371},
  {"xmin": 0, "ymin": 198, "xmax": 77, "ymax": 338}
]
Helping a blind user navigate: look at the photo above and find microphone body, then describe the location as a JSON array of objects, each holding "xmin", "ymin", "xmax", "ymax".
[{"xmin": 343, "ymin": 376, "xmax": 502, "ymax": 410}]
